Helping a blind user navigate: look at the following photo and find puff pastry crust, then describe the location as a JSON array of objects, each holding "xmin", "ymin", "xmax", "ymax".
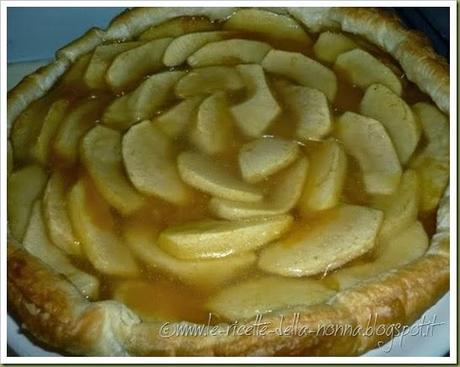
[{"xmin": 7, "ymin": 7, "xmax": 450, "ymax": 356}]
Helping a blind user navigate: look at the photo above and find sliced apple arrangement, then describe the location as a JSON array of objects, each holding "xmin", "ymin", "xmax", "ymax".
[{"xmin": 8, "ymin": 10, "xmax": 449, "ymax": 323}]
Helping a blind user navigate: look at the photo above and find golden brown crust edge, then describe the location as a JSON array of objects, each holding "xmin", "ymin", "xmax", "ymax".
[
  {"xmin": 7, "ymin": 7, "xmax": 450, "ymax": 356},
  {"xmin": 8, "ymin": 240, "xmax": 449, "ymax": 356}
]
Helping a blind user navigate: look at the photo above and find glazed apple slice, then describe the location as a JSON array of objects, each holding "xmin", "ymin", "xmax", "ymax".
[
  {"xmin": 410, "ymin": 102, "xmax": 449, "ymax": 212},
  {"xmin": 163, "ymin": 31, "xmax": 232, "ymax": 66},
  {"xmin": 81, "ymin": 125, "xmax": 146, "ymax": 215},
  {"xmin": 23, "ymin": 201, "xmax": 99, "ymax": 299},
  {"xmin": 335, "ymin": 49, "xmax": 402, "ymax": 95},
  {"xmin": 337, "ymin": 112, "xmax": 402, "ymax": 195},
  {"xmin": 158, "ymin": 214, "xmax": 293, "ymax": 259},
  {"xmin": 7, "ymin": 165, "xmax": 47, "ymax": 241},
  {"xmin": 371, "ymin": 170, "xmax": 419, "ymax": 242},
  {"xmin": 377, "ymin": 221, "xmax": 429, "ymax": 265},
  {"xmin": 223, "ymin": 9, "xmax": 311, "ymax": 45},
  {"xmin": 7, "ymin": 141, "xmax": 13, "ymax": 177},
  {"xmin": 60, "ymin": 53, "xmax": 92, "ymax": 87},
  {"xmin": 332, "ymin": 221, "xmax": 428, "ymax": 290},
  {"xmin": 298, "ymin": 140, "xmax": 347, "ymax": 213},
  {"xmin": 31, "ymin": 99, "xmax": 69, "ymax": 165},
  {"xmin": 189, "ymin": 92, "xmax": 233, "ymax": 155},
  {"xmin": 10, "ymin": 98, "xmax": 50, "ymax": 163},
  {"xmin": 207, "ymin": 276, "xmax": 335, "ymax": 321},
  {"xmin": 123, "ymin": 220, "xmax": 256, "ymax": 289},
  {"xmin": 106, "ymin": 38, "xmax": 173, "ymax": 90},
  {"xmin": 413, "ymin": 102, "xmax": 449, "ymax": 154},
  {"xmin": 231, "ymin": 64, "xmax": 281, "ymax": 137},
  {"xmin": 239, "ymin": 137, "xmax": 299, "ymax": 183},
  {"xmin": 313, "ymin": 31, "xmax": 357, "ymax": 63},
  {"xmin": 177, "ymin": 151, "xmax": 262, "ymax": 202},
  {"xmin": 258, "ymin": 205, "xmax": 383, "ymax": 277},
  {"xmin": 275, "ymin": 81, "xmax": 332, "ymax": 141},
  {"xmin": 361, "ymin": 84, "xmax": 421, "ymax": 164},
  {"xmin": 84, "ymin": 41, "xmax": 144, "ymax": 89},
  {"xmin": 103, "ymin": 70, "xmax": 185, "ymax": 129},
  {"xmin": 67, "ymin": 179, "xmax": 139, "ymax": 277},
  {"xmin": 43, "ymin": 172, "xmax": 82, "ymax": 257},
  {"xmin": 262, "ymin": 50, "xmax": 337, "ymax": 101},
  {"xmin": 210, "ymin": 156, "xmax": 308, "ymax": 220},
  {"xmin": 138, "ymin": 16, "xmax": 217, "ymax": 40},
  {"xmin": 122, "ymin": 121, "xmax": 193, "ymax": 205},
  {"xmin": 175, "ymin": 66, "xmax": 244, "ymax": 98},
  {"xmin": 153, "ymin": 96, "xmax": 203, "ymax": 139},
  {"xmin": 187, "ymin": 39, "xmax": 272, "ymax": 67},
  {"xmin": 54, "ymin": 98, "xmax": 104, "ymax": 164}
]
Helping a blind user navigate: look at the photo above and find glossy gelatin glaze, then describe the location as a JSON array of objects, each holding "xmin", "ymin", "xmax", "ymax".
[{"xmin": 8, "ymin": 10, "xmax": 449, "ymax": 324}]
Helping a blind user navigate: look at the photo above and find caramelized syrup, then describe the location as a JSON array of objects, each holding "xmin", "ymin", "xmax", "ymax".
[{"xmin": 10, "ymin": 16, "xmax": 439, "ymax": 323}]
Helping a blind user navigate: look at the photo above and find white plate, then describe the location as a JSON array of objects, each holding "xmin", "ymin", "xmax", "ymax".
[{"xmin": 6, "ymin": 61, "xmax": 450, "ymax": 358}]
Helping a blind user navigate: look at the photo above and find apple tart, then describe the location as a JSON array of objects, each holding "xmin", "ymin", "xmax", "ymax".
[{"xmin": 7, "ymin": 7, "xmax": 449, "ymax": 356}]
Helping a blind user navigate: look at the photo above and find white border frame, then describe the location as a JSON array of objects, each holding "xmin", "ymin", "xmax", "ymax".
[{"xmin": 1, "ymin": 1, "xmax": 457, "ymax": 364}]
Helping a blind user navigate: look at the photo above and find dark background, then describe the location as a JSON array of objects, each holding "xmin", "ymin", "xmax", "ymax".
[{"xmin": 394, "ymin": 7, "xmax": 450, "ymax": 58}]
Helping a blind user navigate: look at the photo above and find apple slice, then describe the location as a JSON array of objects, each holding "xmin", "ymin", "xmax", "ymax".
[
  {"xmin": 177, "ymin": 151, "xmax": 262, "ymax": 202},
  {"xmin": 153, "ymin": 96, "xmax": 203, "ymax": 139},
  {"xmin": 298, "ymin": 140, "xmax": 347, "ymax": 213},
  {"xmin": 7, "ymin": 141, "xmax": 13, "ymax": 177},
  {"xmin": 275, "ymin": 81, "xmax": 332, "ymax": 141},
  {"xmin": 189, "ymin": 92, "xmax": 233, "ymax": 155},
  {"xmin": 163, "ymin": 31, "xmax": 232, "ymax": 66},
  {"xmin": 223, "ymin": 9, "xmax": 311, "ymax": 45},
  {"xmin": 262, "ymin": 50, "xmax": 337, "ymax": 101},
  {"xmin": 337, "ymin": 112, "xmax": 402, "ymax": 195},
  {"xmin": 210, "ymin": 156, "xmax": 308, "ymax": 220},
  {"xmin": 67, "ymin": 179, "xmax": 139, "ymax": 277},
  {"xmin": 332, "ymin": 221, "xmax": 428, "ymax": 290},
  {"xmin": 187, "ymin": 39, "xmax": 271, "ymax": 67},
  {"xmin": 8, "ymin": 165, "xmax": 47, "ymax": 241},
  {"xmin": 54, "ymin": 98, "xmax": 104, "ymax": 164},
  {"xmin": 239, "ymin": 137, "xmax": 299, "ymax": 183},
  {"xmin": 412, "ymin": 155, "xmax": 449, "ymax": 213},
  {"xmin": 207, "ymin": 276, "xmax": 335, "ymax": 321},
  {"xmin": 377, "ymin": 221, "xmax": 428, "ymax": 267},
  {"xmin": 231, "ymin": 64, "xmax": 281, "ymax": 137},
  {"xmin": 335, "ymin": 49, "xmax": 402, "ymax": 95},
  {"xmin": 138, "ymin": 16, "xmax": 217, "ymax": 40},
  {"xmin": 31, "ymin": 99, "xmax": 70, "ymax": 165},
  {"xmin": 102, "ymin": 70, "xmax": 185, "ymax": 129},
  {"xmin": 60, "ymin": 53, "xmax": 92, "ymax": 87},
  {"xmin": 23, "ymin": 201, "xmax": 99, "ymax": 299},
  {"xmin": 413, "ymin": 102, "xmax": 449, "ymax": 154},
  {"xmin": 123, "ymin": 220, "xmax": 256, "ymax": 289},
  {"xmin": 158, "ymin": 214, "xmax": 293, "ymax": 259},
  {"xmin": 410, "ymin": 102, "xmax": 449, "ymax": 212},
  {"xmin": 84, "ymin": 41, "xmax": 144, "ymax": 89},
  {"xmin": 43, "ymin": 172, "xmax": 82, "ymax": 257},
  {"xmin": 175, "ymin": 66, "xmax": 244, "ymax": 98},
  {"xmin": 122, "ymin": 121, "xmax": 192, "ymax": 205},
  {"xmin": 313, "ymin": 31, "xmax": 357, "ymax": 63},
  {"xmin": 10, "ymin": 98, "xmax": 50, "ymax": 163},
  {"xmin": 258, "ymin": 205, "xmax": 383, "ymax": 277},
  {"xmin": 81, "ymin": 125, "xmax": 146, "ymax": 215},
  {"xmin": 361, "ymin": 84, "xmax": 421, "ymax": 164},
  {"xmin": 106, "ymin": 38, "xmax": 173, "ymax": 90},
  {"xmin": 371, "ymin": 170, "xmax": 419, "ymax": 242},
  {"xmin": 328, "ymin": 262, "xmax": 378, "ymax": 291}
]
